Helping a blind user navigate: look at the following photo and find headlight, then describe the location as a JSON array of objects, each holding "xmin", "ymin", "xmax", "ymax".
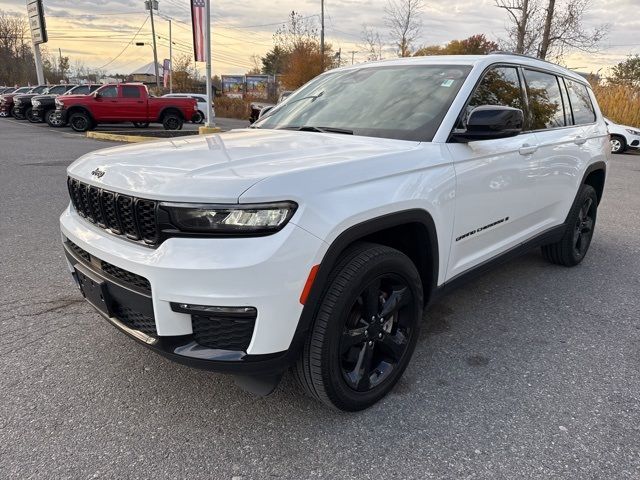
[
  {"xmin": 32, "ymin": 100, "xmax": 40, "ymax": 107},
  {"xmin": 14, "ymin": 98, "xmax": 21, "ymax": 105},
  {"xmin": 625, "ymin": 128, "xmax": 640, "ymax": 136},
  {"xmin": 161, "ymin": 202, "xmax": 297, "ymax": 234},
  {"xmin": 55, "ymin": 99, "xmax": 63, "ymax": 107}
]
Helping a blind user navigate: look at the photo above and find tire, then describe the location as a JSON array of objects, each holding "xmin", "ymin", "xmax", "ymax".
[
  {"xmin": 610, "ymin": 135, "xmax": 626, "ymax": 154},
  {"xmin": 193, "ymin": 111, "xmax": 205, "ymax": 124},
  {"xmin": 26, "ymin": 107, "xmax": 40, "ymax": 123},
  {"xmin": 45, "ymin": 109, "xmax": 65, "ymax": 127},
  {"xmin": 133, "ymin": 122, "xmax": 150, "ymax": 128},
  {"xmin": 293, "ymin": 243, "xmax": 424, "ymax": 411},
  {"xmin": 12, "ymin": 107, "xmax": 24, "ymax": 120},
  {"xmin": 541, "ymin": 184, "xmax": 598, "ymax": 267},
  {"xmin": 162, "ymin": 113, "xmax": 183, "ymax": 130},
  {"xmin": 68, "ymin": 111, "xmax": 92, "ymax": 132}
]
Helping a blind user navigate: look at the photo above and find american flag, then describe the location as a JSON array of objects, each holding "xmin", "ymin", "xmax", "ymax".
[{"xmin": 191, "ymin": 0, "xmax": 206, "ymax": 62}]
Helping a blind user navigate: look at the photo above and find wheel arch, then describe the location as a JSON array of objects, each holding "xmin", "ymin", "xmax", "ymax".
[
  {"xmin": 287, "ymin": 209, "xmax": 439, "ymax": 358},
  {"xmin": 66, "ymin": 105, "xmax": 94, "ymax": 121},
  {"xmin": 582, "ymin": 161, "xmax": 606, "ymax": 205},
  {"xmin": 158, "ymin": 106, "xmax": 184, "ymax": 121}
]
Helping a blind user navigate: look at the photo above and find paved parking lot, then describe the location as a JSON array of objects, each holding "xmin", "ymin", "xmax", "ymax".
[{"xmin": 1, "ymin": 118, "xmax": 639, "ymax": 479}]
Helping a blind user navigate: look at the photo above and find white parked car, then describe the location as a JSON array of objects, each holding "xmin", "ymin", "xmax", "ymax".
[
  {"xmin": 604, "ymin": 117, "xmax": 640, "ymax": 154},
  {"xmin": 162, "ymin": 92, "xmax": 213, "ymax": 124},
  {"xmin": 61, "ymin": 54, "xmax": 609, "ymax": 411}
]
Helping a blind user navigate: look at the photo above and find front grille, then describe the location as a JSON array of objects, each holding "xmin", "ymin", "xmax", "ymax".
[
  {"xmin": 67, "ymin": 177, "xmax": 159, "ymax": 245},
  {"xmin": 65, "ymin": 240, "xmax": 151, "ymax": 294},
  {"xmin": 113, "ymin": 305, "xmax": 157, "ymax": 336},
  {"xmin": 192, "ymin": 314, "xmax": 256, "ymax": 351}
]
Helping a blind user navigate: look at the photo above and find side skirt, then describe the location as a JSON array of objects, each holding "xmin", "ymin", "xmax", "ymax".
[{"xmin": 431, "ymin": 223, "xmax": 566, "ymax": 301}]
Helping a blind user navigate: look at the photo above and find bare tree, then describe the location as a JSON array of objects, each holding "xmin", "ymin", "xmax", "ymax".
[
  {"xmin": 495, "ymin": 0, "xmax": 540, "ymax": 53},
  {"xmin": 496, "ymin": 0, "xmax": 607, "ymax": 60},
  {"xmin": 384, "ymin": 0, "xmax": 424, "ymax": 57},
  {"xmin": 360, "ymin": 25, "xmax": 384, "ymax": 61}
]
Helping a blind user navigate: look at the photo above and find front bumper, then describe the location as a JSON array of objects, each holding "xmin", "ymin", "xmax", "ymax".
[
  {"xmin": 60, "ymin": 205, "xmax": 325, "ymax": 374},
  {"xmin": 0, "ymin": 103, "xmax": 12, "ymax": 115},
  {"xmin": 12, "ymin": 103, "xmax": 26, "ymax": 116}
]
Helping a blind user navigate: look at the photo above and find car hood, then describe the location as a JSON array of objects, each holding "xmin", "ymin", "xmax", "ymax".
[{"xmin": 67, "ymin": 128, "xmax": 420, "ymax": 203}]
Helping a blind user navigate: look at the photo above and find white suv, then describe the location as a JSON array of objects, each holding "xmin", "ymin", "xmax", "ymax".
[
  {"xmin": 61, "ymin": 54, "xmax": 609, "ymax": 411},
  {"xmin": 604, "ymin": 117, "xmax": 640, "ymax": 154}
]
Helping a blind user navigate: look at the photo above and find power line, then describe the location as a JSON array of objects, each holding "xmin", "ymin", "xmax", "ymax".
[{"xmin": 97, "ymin": 16, "xmax": 150, "ymax": 70}]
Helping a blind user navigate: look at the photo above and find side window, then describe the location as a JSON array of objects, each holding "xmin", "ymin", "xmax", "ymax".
[
  {"xmin": 558, "ymin": 77, "xmax": 573, "ymax": 126},
  {"xmin": 122, "ymin": 86, "xmax": 141, "ymax": 98},
  {"xmin": 194, "ymin": 97, "xmax": 206, "ymax": 103},
  {"xmin": 565, "ymin": 79, "xmax": 596, "ymax": 125},
  {"xmin": 99, "ymin": 86, "xmax": 118, "ymax": 98},
  {"xmin": 523, "ymin": 69, "xmax": 565, "ymax": 130},
  {"xmin": 74, "ymin": 86, "xmax": 89, "ymax": 95},
  {"xmin": 463, "ymin": 66, "xmax": 524, "ymax": 126}
]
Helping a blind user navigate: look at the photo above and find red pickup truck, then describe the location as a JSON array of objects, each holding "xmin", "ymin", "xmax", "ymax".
[{"xmin": 55, "ymin": 83, "xmax": 198, "ymax": 132}]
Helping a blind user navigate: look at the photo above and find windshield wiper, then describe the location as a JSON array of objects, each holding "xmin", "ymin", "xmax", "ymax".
[{"xmin": 281, "ymin": 125, "xmax": 353, "ymax": 135}]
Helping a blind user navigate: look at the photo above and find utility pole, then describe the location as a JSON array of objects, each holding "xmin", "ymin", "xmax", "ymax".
[
  {"xmin": 168, "ymin": 19, "xmax": 173, "ymax": 93},
  {"xmin": 146, "ymin": 0, "xmax": 160, "ymax": 89},
  {"xmin": 320, "ymin": 0, "xmax": 325, "ymax": 70},
  {"xmin": 204, "ymin": 0, "xmax": 215, "ymax": 128},
  {"xmin": 33, "ymin": 45, "xmax": 44, "ymax": 84},
  {"xmin": 58, "ymin": 48, "xmax": 64, "ymax": 80}
]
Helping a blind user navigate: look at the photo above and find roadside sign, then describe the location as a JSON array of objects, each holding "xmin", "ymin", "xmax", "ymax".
[{"xmin": 26, "ymin": 0, "xmax": 47, "ymax": 45}]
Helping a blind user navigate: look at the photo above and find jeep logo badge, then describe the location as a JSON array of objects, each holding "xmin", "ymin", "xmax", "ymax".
[{"xmin": 91, "ymin": 168, "xmax": 105, "ymax": 178}]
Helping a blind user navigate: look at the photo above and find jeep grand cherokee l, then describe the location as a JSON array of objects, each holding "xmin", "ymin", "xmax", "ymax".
[{"xmin": 61, "ymin": 54, "xmax": 609, "ymax": 411}]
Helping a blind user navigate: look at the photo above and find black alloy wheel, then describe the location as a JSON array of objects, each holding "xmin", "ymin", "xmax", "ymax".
[
  {"xmin": 573, "ymin": 196, "xmax": 596, "ymax": 259},
  {"xmin": 340, "ymin": 275, "xmax": 415, "ymax": 392},
  {"xmin": 294, "ymin": 243, "xmax": 423, "ymax": 411}
]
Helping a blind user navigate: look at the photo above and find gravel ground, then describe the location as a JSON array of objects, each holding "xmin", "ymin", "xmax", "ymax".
[{"xmin": 0, "ymin": 118, "xmax": 638, "ymax": 479}]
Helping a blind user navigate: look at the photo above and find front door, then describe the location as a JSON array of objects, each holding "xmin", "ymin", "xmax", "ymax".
[{"xmin": 446, "ymin": 65, "xmax": 545, "ymax": 280}]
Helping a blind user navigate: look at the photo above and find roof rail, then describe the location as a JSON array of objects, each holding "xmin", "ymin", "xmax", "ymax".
[{"xmin": 489, "ymin": 50, "xmax": 565, "ymax": 68}]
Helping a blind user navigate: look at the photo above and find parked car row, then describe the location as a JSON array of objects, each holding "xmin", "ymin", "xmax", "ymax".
[{"xmin": 0, "ymin": 83, "xmax": 201, "ymax": 132}]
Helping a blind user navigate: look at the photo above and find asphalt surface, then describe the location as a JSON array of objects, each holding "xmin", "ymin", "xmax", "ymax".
[{"xmin": 1, "ymin": 118, "xmax": 639, "ymax": 479}]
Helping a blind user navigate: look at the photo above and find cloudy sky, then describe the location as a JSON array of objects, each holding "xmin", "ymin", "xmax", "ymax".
[{"xmin": 2, "ymin": 0, "xmax": 638, "ymax": 77}]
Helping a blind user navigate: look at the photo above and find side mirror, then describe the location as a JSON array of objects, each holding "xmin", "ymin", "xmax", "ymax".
[
  {"xmin": 258, "ymin": 106, "xmax": 274, "ymax": 119},
  {"xmin": 94, "ymin": 93, "xmax": 102, "ymax": 99},
  {"xmin": 451, "ymin": 105, "xmax": 524, "ymax": 142}
]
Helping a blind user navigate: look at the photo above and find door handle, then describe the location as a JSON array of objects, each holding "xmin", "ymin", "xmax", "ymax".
[
  {"xmin": 518, "ymin": 143, "xmax": 539, "ymax": 155},
  {"xmin": 573, "ymin": 135, "xmax": 587, "ymax": 145}
]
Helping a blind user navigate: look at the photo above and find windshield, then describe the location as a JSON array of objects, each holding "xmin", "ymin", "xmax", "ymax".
[
  {"xmin": 47, "ymin": 85, "xmax": 70, "ymax": 95},
  {"xmin": 254, "ymin": 65, "xmax": 471, "ymax": 142},
  {"xmin": 14, "ymin": 87, "xmax": 31, "ymax": 94}
]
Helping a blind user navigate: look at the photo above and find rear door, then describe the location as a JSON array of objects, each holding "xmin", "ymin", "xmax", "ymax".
[
  {"xmin": 446, "ymin": 65, "xmax": 544, "ymax": 279},
  {"xmin": 523, "ymin": 70, "xmax": 595, "ymax": 227},
  {"xmin": 118, "ymin": 85, "xmax": 146, "ymax": 121}
]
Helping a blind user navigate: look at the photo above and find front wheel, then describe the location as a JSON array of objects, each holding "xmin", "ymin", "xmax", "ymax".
[
  {"xmin": 26, "ymin": 107, "xmax": 40, "ymax": 123},
  {"xmin": 11, "ymin": 107, "xmax": 24, "ymax": 120},
  {"xmin": 541, "ymin": 184, "xmax": 598, "ymax": 266},
  {"xmin": 162, "ymin": 113, "xmax": 183, "ymax": 130},
  {"xmin": 294, "ymin": 243, "xmax": 423, "ymax": 411},
  {"xmin": 45, "ymin": 109, "xmax": 65, "ymax": 127},
  {"xmin": 610, "ymin": 135, "xmax": 626, "ymax": 154},
  {"xmin": 68, "ymin": 112, "xmax": 92, "ymax": 132}
]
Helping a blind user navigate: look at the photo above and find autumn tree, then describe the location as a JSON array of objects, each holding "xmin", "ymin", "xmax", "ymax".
[
  {"xmin": 171, "ymin": 54, "xmax": 197, "ymax": 92},
  {"xmin": 384, "ymin": 0, "xmax": 424, "ymax": 57},
  {"xmin": 273, "ymin": 11, "xmax": 335, "ymax": 89},
  {"xmin": 495, "ymin": 0, "xmax": 607, "ymax": 60},
  {"xmin": 261, "ymin": 45, "xmax": 289, "ymax": 75},
  {"xmin": 414, "ymin": 34, "xmax": 499, "ymax": 56}
]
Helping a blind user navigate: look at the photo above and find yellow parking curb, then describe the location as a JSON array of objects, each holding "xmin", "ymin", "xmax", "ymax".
[
  {"xmin": 198, "ymin": 126, "xmax": 222, "ymax": 134},
  {"xmin": 86, "ymin": 131, "xmax": 155, "ymax": 143}
]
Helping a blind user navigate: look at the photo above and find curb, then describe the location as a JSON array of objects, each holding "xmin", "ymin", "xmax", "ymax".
[{"xmin": 86, "ymin": 132, "xmax": 155, "ymax": 143}]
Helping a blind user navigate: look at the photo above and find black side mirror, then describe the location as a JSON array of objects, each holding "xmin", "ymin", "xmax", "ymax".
[{"xmin": 451, "ymin": 105, "xmax": 524, "ymax": 142}]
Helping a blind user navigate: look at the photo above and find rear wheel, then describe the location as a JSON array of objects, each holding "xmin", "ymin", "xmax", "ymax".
[
  {"xmin": 541, "ymin": 184, "xmax": 598, "ymax": 266},
  {"xmin": 610, "ymin": 135, "xmax": 626, "ymax": 154},
  {"xmin": 133, "ymin": 122, "xmax": 150, "ymax": 128},
  {"xmin": 68, "ymin": 112, "xmax": 92, "ymax": 132},
  {"xmin": 162, "ymin": 113, "xmax": 183, "ymax": 130},
  {"xmin": 193, "ymin": 110, "xmax": 205, "ymax": 124},
  {"xmin": 45, "ymin": 109, "xmax": 65, "ymax": 127},
  {"xmin": 294, "ymin": 243, "xmax": 423, "ymax": 411}
]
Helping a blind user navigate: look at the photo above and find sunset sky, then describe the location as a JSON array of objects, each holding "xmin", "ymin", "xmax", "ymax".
[{"xmin": 2, "ymin": 0, "xmax": 638, "ymax": 77}]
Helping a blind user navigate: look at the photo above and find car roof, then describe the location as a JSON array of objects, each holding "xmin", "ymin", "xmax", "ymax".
[{"xmin": 333, "ymin": 54, "xmax": 588, "ymax": 85}]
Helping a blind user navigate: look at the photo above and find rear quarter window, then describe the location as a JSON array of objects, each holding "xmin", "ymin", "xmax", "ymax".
[{"xmin": 565, "ymin": 79, "xmax": 596, "ymax": 125}]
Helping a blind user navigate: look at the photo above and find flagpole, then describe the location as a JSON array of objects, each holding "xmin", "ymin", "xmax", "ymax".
[{"xmin": 204, "ymin": 0, "xmax": 215, "ymax": 128}]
